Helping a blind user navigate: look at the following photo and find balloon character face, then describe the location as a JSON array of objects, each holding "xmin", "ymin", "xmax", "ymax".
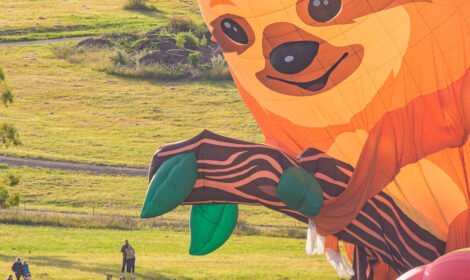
[
  {"xmin": 199, "ymin": 0, "xmax": 467, "ymax": 128},
  {"xmin": 198, "ymin": 0, "xmax": 470, "ymax": 240}
]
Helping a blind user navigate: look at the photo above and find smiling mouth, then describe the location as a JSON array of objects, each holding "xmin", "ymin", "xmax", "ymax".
[{"xmin": 267, "ymin": 52, "xmax": 349, "ymax": 92}]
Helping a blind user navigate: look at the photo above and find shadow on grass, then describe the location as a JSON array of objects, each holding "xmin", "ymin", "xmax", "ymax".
[{"xmin": 0, "ymin": 254, "xmax": 191, "ymax": 280}]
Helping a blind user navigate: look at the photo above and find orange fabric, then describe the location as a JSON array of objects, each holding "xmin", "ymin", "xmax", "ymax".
[
  {"xmin": 200, "ymin": 0, "xmax": 470, "ymax": 239},
  {"xmin": 446, "ymin": 209, "xmax": 470, "ymax": 253},
  {"xmin": 373, "ymin": 262, "xmax": 399, "ymax": 280},
  {"xmin": 343, "ymin": 241, "xmax": 355, "ymax": 263},
  {"xmin": 236, "ymin": 69, "xmax": 470, "ymax": 236},
  {"xmin": 325, "ymin": 236, "xmax": 340, "ymax": 252}
]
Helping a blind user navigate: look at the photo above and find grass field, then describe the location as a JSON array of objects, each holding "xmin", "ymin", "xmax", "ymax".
[
  {"xmin": 0, "ymin": 2, "xmax": 340, "ymax": 279},
  {"xmin": 0, "ymin": 166, "xmax": 304, "ymax": 228},
  {"xmin": 0, "ymin": 0, "xmax": 201, "ymax": 42},
  {"xmin": 0, "ymin": 224, "xmax": 340, "ymax": 280},
  {"xmin": 0, "ymin": 44, "xmax": 262, "ymax": 167}
]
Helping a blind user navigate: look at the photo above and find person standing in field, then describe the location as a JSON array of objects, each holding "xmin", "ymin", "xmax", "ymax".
[
  {"xmin": 120, "ymin": 240, "xmax": 130, "ymax": 273},
  {"xmin": 22, "ymin": 260, "xmax": 31, "ymax": 280},
  {"xmin": 11, "ymin": 258, "xmax": 22, "ymax": 280},
  {"xmin": 125, "ymin": 245, "xmax": 136, "ymax": 274}
]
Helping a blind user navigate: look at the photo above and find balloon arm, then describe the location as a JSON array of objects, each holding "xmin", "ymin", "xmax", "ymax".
[{"xmin": 145, "ymin": 130, "xmax": 351, "ymax": 222}]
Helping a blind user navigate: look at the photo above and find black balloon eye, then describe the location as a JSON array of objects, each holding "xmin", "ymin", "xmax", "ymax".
[
  {"xmin": 270, "ymin": 41, "xmax": 319, "ymax": 75},
  {"xmin": 308, "ymin": 0, "xmax": 342, "ymax": 23},
  {"xmin": 221, "ymin": 19, "xmax": 248, "ymax": 45}
]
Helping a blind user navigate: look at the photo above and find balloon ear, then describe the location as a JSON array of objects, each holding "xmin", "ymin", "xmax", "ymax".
[
  {"xmin": 277, "ymin": 167, "xmax": 323, "ymax": 217},
  {"xmin": 189, "ymin": 204, "xmax": 238, "ymax": 256},
  {"xmin": 141, "ymin": 152, "xmax": 197, "ymax": 219}
]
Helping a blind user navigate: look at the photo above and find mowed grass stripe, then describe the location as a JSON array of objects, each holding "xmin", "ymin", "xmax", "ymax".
[
  {"xmin": 0, "ymin": 166, "xmax": 305, "ymax": 228},
  {"xmin": 0, "ymin": 224, "xmax": 339, "ymax": 280},
  {"xmin": 0, "ymin": 0, "xmax": 201, "ymax": 42}
]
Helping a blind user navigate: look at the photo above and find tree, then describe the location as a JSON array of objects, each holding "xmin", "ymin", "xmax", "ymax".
[
  {"xmin": 0, "ymin": 173, "xmax": 20, "ymax": 208},
  {"xmin": 0, "ymin": 67, "xmax": 20, "ymax": 147},
  {"xmin": 0, "ymin": 66, "xmax": 21, "ymax": 208}
]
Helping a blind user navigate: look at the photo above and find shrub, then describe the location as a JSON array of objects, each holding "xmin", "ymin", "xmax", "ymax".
[
  {"xmin": 0, "ymin": 187, "xmax": 20, "ymax": 209},
  {"xmin": 4, "ymin": 174, "xmax": 20, "ymax": 187},
  {"xmin": 192, "ymin": 24, "xmax": 211, "ymax": 39},
  {"xmin": 203, "ymin": 54, "xmax": 232, "ymax": 80},
  {"xmin": 110, "ymin": 50, "xmax": 131, "ymax": 66},
  {"xmin": 211, "ymin": 54, "xmax": 226, "ymax": 72},
  {"xmin": 0, "ymin": 123, "xmax": 21, "ymax": 147},
  {"xmin": 159, "ymin": 26, "xmax": 170, "ymax": 37},
  {"xmin": 169, "ymin": 16, "xmax": 198, "ymax": 32},
  {"xmin": 7, "ymin": 193, "xmax": 20, "ymax": 207},
  {"xmin": 188, "ymin": 52, "xmax": 201, "ymax": 68},
  {"xmin": 2, "ymin": 87, "xmax": 13, "ymax": 107},
  {"xmin": 0, "ymin": 188, "xmax": 8, "ymax": 208},
  {"xmin": 175, "ymin": 32, "xmax": 199, "ymax": 50},
  {"xmin": 0, "ymin": 67, "xmax": 4, "ymax": 81},
  {"xmin": 123, "ymin": 0, "xmax": 156, "ymax": 11},
  {"xmin": 199, "ymin": 36, "xmax": 208, "ymax": 47}
]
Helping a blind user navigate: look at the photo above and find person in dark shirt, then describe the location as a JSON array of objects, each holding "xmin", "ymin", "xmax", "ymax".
[
  {"xmin": 11, "ymin": 258, "xmax": 22, "ymax": 280},
  {"xmin": 120, "ymin": 240, "xmax": 130, "ymax": 273}
]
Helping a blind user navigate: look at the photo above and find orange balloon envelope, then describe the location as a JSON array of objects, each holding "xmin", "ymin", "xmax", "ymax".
[{"xmin": 143, "ymin": 1, "xmax": 470, "ymax": 279}]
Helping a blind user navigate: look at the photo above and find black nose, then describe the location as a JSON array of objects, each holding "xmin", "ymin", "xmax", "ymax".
[{"xmin": 270, "ymin": 41, "xmax": 319, "ymax": 75}]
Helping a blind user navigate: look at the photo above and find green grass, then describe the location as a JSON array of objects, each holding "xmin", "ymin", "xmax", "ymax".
[
  {"xmin": 0, "ymin": 0, "xmax": 201, "ymax": 42},
  {"xmin": 0, "ymin": 44, "xmax": 262, "ymax": 167},
  {"xmin": 0, "ymin": 224, "xmax": 339, "ymax": 280},
  {"xmin": 0, "ymin": 166, "xmax": 305, "ymax": 228}
]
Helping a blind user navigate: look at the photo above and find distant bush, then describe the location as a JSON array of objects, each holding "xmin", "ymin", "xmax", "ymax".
[
  {"xmin": 169, "ymin": 16, "xmax": 199, "ymax": 32},
  {"xmin": 188, "ymin": 52, "xmax": 201, "ymax": 67},
  {"xmin": 123, "ymin": 0, "xmax": 156, "ymax": 11},
  {"xmin": 110, "ymin": 50, "xmax": 132, "ymax": 66},
  {"xmin": 4, "ymin": 173, "xmax": 20, "ymax": 187},
  {"xmin": 199, "ymin": 36, "xmax": 208, "ymax": 47},
  {"xmin": 159, "ymin": 26, "xmax": 170, "ymax": 37},
  {"xmin": 54, "ymin": 34, "xmax": 231, "ymax": 82},
  {"xmin": 0, "ymin": 66, "xmax": 20, "ymax": 149},
  {"xmin": 0, "ymin": 187, "xmax": 20, "ymax": 209},
  {"xmin": 2, "ymin": 87, "xmax": 13, "ymax": 107},
  {"xmin": 0, "ymin": 123, "xmax": 21, "ymax": 147},
  {"xmin": 205, "ymin": 54, "xmax": 232, "ymax": 80},
  {"xmin": 175, "ymin": 32, "xmax": 199, "ymax": 50}
]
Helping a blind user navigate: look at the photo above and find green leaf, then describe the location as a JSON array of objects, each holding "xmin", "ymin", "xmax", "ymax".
[
  {"xmin": 140, "ymin": 152, "xmax": 197, "ymax": 218},
  {"xmin": 189, "ymin": 204, "xmax": 238, "ymax": 256},
  {"xmin": 277, "ymin": 167, "xmax": 323, "ymax": 217}
]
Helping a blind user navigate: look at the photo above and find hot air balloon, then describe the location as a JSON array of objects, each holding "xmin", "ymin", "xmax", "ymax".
[{"xmin": 142, "ymin": 1, "xmax": 470, "ymax": 279}]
